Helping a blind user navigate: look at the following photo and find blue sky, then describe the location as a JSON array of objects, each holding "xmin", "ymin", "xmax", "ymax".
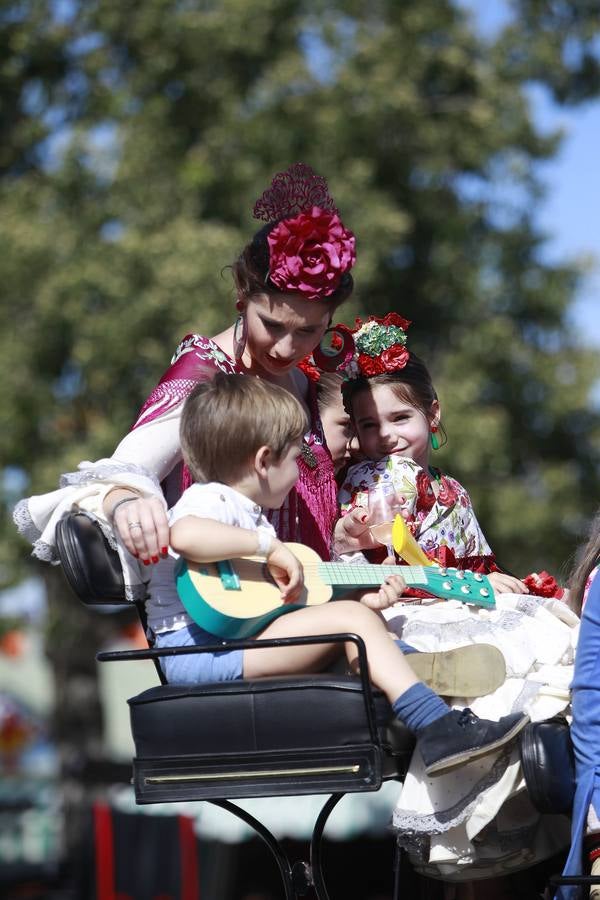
[{"xmin": 459, "ymin": 0, "xmax": 600, "ymax": 348}]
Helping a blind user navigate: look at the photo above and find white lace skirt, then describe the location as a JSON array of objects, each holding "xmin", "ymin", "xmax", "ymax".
[{"xmin": 383, "ymin": 594, "xmax": 579, "ymax": 881}]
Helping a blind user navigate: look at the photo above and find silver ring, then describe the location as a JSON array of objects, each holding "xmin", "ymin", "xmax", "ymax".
[{"xmin": 128, "ymin": 521, "xmax": 143, "ymax": 530}]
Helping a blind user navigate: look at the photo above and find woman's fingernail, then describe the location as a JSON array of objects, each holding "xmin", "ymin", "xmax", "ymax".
[
  {"xmin": 161, "ymin": 547, "xmax": 168, "ymax": 556},
  {"xmin": 143, "ymin": 559, "xmax": 150, "ymax": 566},
  {"xmin": 151, "ymin": 555, "xmax": 159, "ymax": 564}
]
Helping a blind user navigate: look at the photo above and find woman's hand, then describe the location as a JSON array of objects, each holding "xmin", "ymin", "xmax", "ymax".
[
  {"xmin": 332, "ymin": 507, "xmax": 380, "ymax": 555},
  {"xmin": 488, "ymin": 571, "xmax": 530, "ymax": 595},
  {"xmin": 107, "ymin": 492, "xmax": 169, "ymax": 564},
  {"xmin": 266, "ymin": 540, "xmax": 304, "ymax": 604}
]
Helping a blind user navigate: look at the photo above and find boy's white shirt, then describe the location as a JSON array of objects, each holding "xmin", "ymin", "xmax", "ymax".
[{"xmin": 147, "ymin": 482, "xmax": 275, "ymax": 635}]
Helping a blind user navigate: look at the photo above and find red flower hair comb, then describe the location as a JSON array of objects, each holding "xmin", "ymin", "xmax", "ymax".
[
  {"xmin": 307, "ymin": 312, "xmax": 412, "ymax": 380},
  {"xmin": 252, "ymin": 163, "xmax": 356, "ymax": 301}
]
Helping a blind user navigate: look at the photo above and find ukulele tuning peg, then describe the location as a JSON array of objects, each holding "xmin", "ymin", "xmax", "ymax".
[
  {"xmin": 438, "ymin": 567, "xmax": 447, "ymax": 576},
  {"xmin": 460, "ymin": 585, "xmax": 471, "ymax": 594},
  {"xmin": 473, "ymin": 573, "xmax": 483, "ymax": 582},
  {"xmin": 479, "ymin": 588, "xmax": 490, "ymax": 598},
  {"xmin": 442, "ymin": 581, "xmax": 453, "ymax": 591},
  {"xmin": 456, "ymin": 571, "xmax": 465, "ymax": 580}
]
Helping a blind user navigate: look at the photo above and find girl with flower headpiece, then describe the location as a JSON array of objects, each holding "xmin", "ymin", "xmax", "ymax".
[
  {"xmin": 321, "ymin": 313, "xmax": 528, "ymax": 597},
  {"xmin": 308, "ymin": 313, "xmax": 578, "ymax": 884}
]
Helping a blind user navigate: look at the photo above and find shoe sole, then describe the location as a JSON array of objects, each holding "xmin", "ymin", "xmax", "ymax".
[
  {"xmin": 424, "ymin": 714, "xmax": 530, "ymax": 777},
  {"xmin": 406, "ymin": 644, "xmax": 506, "ymax": 697}
]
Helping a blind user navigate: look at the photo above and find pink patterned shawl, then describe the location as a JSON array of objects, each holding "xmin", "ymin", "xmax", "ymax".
[{"xmin": 132, "ymin": 334, "xmax": 338, "ymax": 560}]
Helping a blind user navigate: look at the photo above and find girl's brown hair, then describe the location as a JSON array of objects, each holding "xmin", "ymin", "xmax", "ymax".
[
  {"xmin": 180, "ymin": 373, "xmax": 307, "ymax": 485},
  {"xmin": 568, "ymin": 509, "xmax": 600, "ymax": 616}
]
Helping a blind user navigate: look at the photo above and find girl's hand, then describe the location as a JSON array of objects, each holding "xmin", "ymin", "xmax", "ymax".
[
  {"xmin": 332, "ymin": 507, "xmax": 380, "ymax": 555},
  {"xmin": 488, "ymin": 571, "xmax": 530, "ymax": 595},
  {"xmin": 109, "ymin": 494, "xmax": 169, "ymax": 564},
  {"xmin": 266, "ymin": 540, "xmax": 304, "ymax": 604}
]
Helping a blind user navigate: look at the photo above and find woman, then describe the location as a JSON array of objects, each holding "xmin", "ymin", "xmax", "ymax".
[{"xmin": 98, "ymin": 163, "xmax": 355, "ymax": 566}]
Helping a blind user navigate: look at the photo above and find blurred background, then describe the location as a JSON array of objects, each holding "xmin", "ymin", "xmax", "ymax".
[{"xmin": 1, "ymin": 0, "xmax": 599, "ymax": 897}]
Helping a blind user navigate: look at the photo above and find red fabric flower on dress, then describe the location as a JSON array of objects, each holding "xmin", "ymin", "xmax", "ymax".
[
  {"xmin": 297, "ymin": 356, "xmax": 321, "ymax": 382},
  {"xmin": 436, "ymin": 477, "xmax": 459, "ymax": 508},
  {"xmin": 416, "ymin": 471, "xmax": 436, "ymax": 512},
  {"xmin": 267, "ymin": 206, "xmax": 356, "ymax": 300},
  {"xmin": 523, "ymin": 571, "xmax": 563, "ymax": 598}
]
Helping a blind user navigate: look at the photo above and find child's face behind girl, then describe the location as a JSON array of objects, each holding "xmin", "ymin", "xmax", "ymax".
[
  {"xmin": 320, "ymin": 390, "xmax": 356, "ymax": 475},
  {"xmin": 351, "ymin": 381, "xmax": 439, "ymax": 471}
]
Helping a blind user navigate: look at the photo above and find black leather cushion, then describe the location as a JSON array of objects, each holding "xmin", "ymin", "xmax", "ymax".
[
  {"xmin": 519, "ymin": 717, "xmax": 575, "ymax": 814},
  {"xmin": 128, "ymin": 674, "xmax": 415, "ymax": 803},
  {"xmin": 55, "ymin": 511, "xmax": 128, "ymax": 605}
]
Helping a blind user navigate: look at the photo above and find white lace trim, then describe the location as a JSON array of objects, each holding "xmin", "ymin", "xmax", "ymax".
[
  {"xmin": 393, "ymin": 746, "xmax": 513, "ymax": 846},
  {"xmin": 59, "ymin": 461, "xmax": 160, "ymax": 489},
  {"xmin": 13, "ymin": 498, "xmax": 41, "ymax": 542},
  {"xmin": 402, "ymin": 610, "xmax": 534, "ymax": 645}
]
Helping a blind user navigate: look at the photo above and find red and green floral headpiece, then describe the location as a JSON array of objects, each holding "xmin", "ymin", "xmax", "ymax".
[
  {"xmin": 253, "ymin": 163, "xmax": 356, "ymax": 301},
  {"xmin": 300, "ymin": 312, "xmax": 412, "ymax": 382}
]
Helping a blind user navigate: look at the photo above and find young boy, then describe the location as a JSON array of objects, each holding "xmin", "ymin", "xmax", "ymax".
[{"xmin": 158, "ymin": 372, "xmax": 528, "ymax": 777}]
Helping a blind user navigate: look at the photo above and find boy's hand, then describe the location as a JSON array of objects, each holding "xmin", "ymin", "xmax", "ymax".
[
  {"xmin": 488, "ymin": 572, "xmax": 530, "ymax": 595},
  {"xmin": 358, "ymin": 557, "xmax": 406, "ymax": 609},
  {"xmin": 266, "ymin": 539, "xmax": 304, "ymax": 604},
  {"xmin": 358, "ymin": 573, "xmax": 407, "ymax": 610}
]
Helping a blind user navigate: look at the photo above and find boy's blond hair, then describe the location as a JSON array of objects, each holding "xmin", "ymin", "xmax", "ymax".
[{"xmin": 180, "ymin": 373, "xmax": 307, "ymax": 484}]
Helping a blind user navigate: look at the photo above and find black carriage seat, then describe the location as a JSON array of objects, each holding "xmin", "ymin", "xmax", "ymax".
[{"xmin": 55, "ymin": 511, "xmax": 415, "ymax": 799}]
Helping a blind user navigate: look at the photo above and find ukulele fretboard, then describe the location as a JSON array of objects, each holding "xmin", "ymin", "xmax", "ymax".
[{"xmin": 318, "ymin": 563, "xmax": 428, "ymax": 586}]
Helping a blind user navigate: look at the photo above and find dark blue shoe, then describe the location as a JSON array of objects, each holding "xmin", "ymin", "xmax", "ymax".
[{"xmin": 417, "ymin": 708, "xmax": 529, "ymax": 776}]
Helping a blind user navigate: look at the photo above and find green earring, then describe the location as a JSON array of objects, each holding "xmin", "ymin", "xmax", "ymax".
[{"xmin": 430, "ymin": 429, "xmax": 440, "ymax": 451}]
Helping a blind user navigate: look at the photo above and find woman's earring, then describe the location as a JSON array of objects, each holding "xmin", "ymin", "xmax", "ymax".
[
  {"xmin": 312, "ymin": 326, "xmax": 355, "ymax": 372},
  {"xmin": 430, "ymin": 426, "xmax": 440, "ymax": 451},
  {"xmin": 233, "ymin": 306, "xmax": 248, "ymax": 362}
]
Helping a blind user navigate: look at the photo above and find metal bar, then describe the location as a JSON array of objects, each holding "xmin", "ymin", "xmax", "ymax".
[
  {"xmin": 145, "ymin": 764, "xmax": 360, "ymax": 784},
  {"xmin": 392, "ymin": 841, "xmax": 402, "ymax": 899},
  {"xmin": 97, "ymin": 631, "xmax": 382, "ymax": 743},
  {"xmin": 208, "ymin": 799, "xmax": 296, "ymax": 900},
  {"xmin": 310, "ymin": 793, "xmax": 344, "ymax": 900}
]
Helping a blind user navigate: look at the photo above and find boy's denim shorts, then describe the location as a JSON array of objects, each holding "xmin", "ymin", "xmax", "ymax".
[{"xmin": 154, "ymin": 622, "xmax": 244, "ymax": 684}]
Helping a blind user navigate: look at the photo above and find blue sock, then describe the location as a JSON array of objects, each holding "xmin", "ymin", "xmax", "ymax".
[
  {"xmin": 392, "ymin": 682, "xmax": 449, "ymax": 734},
  {"xmin": 395, "ymin": 639, "xmax": 418, "ymax": 655}
]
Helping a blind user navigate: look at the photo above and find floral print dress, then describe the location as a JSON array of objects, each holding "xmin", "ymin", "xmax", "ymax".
[{"xmin": 338, "ymin": 454, "xmax": 495, "ymax": 570}]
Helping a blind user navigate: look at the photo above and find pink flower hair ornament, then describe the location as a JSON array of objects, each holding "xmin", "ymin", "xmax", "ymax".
[
  {"xmin": 253, "ymin": 163, "xmax": 356, "ymax": 302},
  {"xmin": 307, "ymin": 312, "xmax": 412, "ymax": 380}
]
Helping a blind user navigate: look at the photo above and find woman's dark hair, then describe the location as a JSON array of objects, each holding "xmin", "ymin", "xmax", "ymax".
[
  {"xmin": 342, "ymin": 353, "xmax": 444, "ymax": 438},
  {"xmin": 232, "ymin": 220, "xmax": 354, "ymax": 309},
  {"xmin": 568, "ymin": 509, "xmax": 600, "ymax": 616}
]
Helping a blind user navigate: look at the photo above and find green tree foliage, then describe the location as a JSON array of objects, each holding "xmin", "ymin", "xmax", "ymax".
[{"xmin": 3, "ymin": 0, "xmax": 600, "ymax": 589}]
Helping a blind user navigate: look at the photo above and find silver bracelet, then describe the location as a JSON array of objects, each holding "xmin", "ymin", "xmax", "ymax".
[
  {"xmin": 108, "ymin": 495, "xmax": 139, "ymax": 522},
  {"xmin": 255, "ymin": 527, "xmax": 275, "ymax": 559}
]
